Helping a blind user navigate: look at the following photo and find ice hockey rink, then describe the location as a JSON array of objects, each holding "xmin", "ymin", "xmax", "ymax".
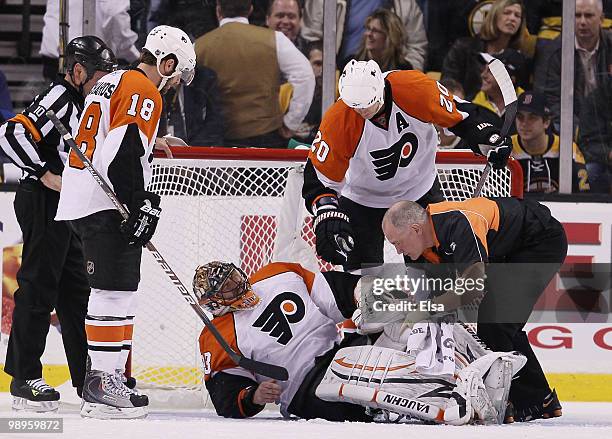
[{"xmin": 0, "ymin": 394, "xmax": 611, "ymax": 439}]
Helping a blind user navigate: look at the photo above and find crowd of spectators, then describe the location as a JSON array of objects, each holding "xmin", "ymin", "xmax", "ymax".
[{"xmin": 2, "ymin": 0, "xmax": 611, "ymax": 193}]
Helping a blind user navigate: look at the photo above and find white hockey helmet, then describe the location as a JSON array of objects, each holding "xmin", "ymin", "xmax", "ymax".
[
  {"xmin": 339, "ymin": 59, "xmax": 385, "ymax": 109},
  {"xmin": 143, "ymin": 25, "xmax": 197, "ymax": 90}
]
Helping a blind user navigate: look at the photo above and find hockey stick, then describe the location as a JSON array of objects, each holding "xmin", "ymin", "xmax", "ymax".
[
  {"xmin": 46, "ymin": 110, "xmax": 289, "ymax": 381},
  {"xmin": 471, "ymin": 59, "xmax": 518, "ymax": 198}
]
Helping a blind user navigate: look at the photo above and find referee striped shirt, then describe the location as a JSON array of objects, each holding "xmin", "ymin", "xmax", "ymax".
[{"xmin": 0, "ymin": 77, "xmax": 83, "ymax": 179}]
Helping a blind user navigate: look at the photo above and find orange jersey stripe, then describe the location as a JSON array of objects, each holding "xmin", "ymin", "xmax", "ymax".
[
  {"xmin": 237, "ymin": 388, "xmax": 249, "ymax": 417},
  {"xmin": 249, "ymin": 262, "xmax": 315, "ymax": 294},
  {"xmin": 10, "ymin": 114, "xmax": 42, "ymax": 142},
  {"xmin": 199, "ymin": 313, "xmax": 242, "ymax": 380}
]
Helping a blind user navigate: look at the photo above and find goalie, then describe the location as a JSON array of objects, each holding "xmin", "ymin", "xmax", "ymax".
[{"xmin": 194, "ymin": 261, "xmax": 525, "ymax": 424}]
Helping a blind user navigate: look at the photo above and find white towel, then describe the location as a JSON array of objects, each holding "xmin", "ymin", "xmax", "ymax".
[{"xmin": 405, "ymin": 321, "xmax": 456, "ymax": 376}]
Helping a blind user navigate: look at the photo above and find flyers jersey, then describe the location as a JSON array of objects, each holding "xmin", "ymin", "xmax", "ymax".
[
  {"xmin": 56, "ymin": 69, "xmax": 162, "ymax": 220},
  {"xmin": 199, "ymin": 262, "xmax": 350, "ymax": 417},
  {"xmin": 309, "ymin": 70, "xmax": 468, "ymax": 208}
]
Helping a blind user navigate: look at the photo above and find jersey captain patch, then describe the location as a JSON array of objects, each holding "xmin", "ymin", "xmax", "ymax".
[{"xmin": 252, "ymin": 292, "xmax": 305, "ymax": 345}]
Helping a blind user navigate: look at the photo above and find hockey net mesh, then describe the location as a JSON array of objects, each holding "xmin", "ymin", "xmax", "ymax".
[{"xmin": 132, "ymin": 150, "xmax": 521, "ymax": 403}]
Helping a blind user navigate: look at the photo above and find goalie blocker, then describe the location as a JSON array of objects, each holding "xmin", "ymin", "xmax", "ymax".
[{"xmin": 195, "ymin": 260, "xmax": 524, "ymax": 424}]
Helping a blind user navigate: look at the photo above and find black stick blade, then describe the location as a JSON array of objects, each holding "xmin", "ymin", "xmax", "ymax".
[{"xmin": 238, "ymin": 357, "xmax": 289, "ymax": 381}]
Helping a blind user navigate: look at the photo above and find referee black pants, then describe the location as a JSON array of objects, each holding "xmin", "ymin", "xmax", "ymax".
[
  {"xmin": 4, "ymin": 179, "xmax": 90, "ymax": 389},
  {"xmin": 477, "ymin": 218, "xmax": 568, "ymax": 408}
]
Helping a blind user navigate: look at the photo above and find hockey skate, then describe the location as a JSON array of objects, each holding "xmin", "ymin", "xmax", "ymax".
[
  {"xmin": 80, "ymin": 370, "xmax": 149, "ymax": 419},
  {"xmin": 116, "ymin": 370, "xmax": 138, "ymax": 390},
  {"xmin": 10, "ymin": 378, "xmax": 60, "ymax": 412},
  {"xmin": 514, "ymin": 389, "xmax": 562, "ymax": 422}
]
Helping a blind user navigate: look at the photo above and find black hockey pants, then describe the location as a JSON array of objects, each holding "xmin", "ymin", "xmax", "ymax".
[{"xmin": 4, "ymin": 179, "xmax": 90, "ymax": 389}]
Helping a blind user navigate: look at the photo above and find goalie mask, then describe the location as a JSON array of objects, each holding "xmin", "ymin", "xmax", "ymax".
[{"xmin": 193, "ymin": 261, "xmax": 260, "ymax": 316}]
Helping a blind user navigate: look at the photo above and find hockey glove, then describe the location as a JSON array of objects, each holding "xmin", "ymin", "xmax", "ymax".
[
  {"xmin": 120, "ymin": 191, "xmax": 162, "ymax": 247},
  {"xmin": 312, "ymin": 196, "xmax": 354, "ymax": 265},
  {"xmin": 467, "ymin": 121, "xmax": 512, "ymax": 170},
  {"xmin": 486, "ymin": 135, "xmax": 512, "ymax": 170}
]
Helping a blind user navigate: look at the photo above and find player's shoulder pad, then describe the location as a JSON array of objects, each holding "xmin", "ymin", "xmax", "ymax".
[
  {"xmin": 250, "ymin": 262, "xmax": 315, "ymax": 293},
  {"xmin": 109, "ymin": 69, "xmax": 162, "ymax": 141},
  {"xmin": 115, "ymin": 69, "xmax": 162, "ymax": 103},
  {"xmin": 386, "ymin": 70, "xmax": 463, "ymax": 126},
  {"xmin": 320, "ymin": 99, "xmax": 364, "ymax": 131},
  {"xmin": 311, "ymin": 100, "xmax": 364, "ymax": 181}
]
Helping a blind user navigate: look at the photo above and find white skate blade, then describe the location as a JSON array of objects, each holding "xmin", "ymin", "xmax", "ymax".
[
  {"xmin": 12, "ymin": 396, "xmax": 59, "ymax": 413},
  {"xmin": 80, "ymin": 401, "xmax": 148, "ymax": 419}
]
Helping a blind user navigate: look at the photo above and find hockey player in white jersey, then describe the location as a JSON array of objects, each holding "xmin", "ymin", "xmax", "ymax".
[
  {"xmin": 195, "ymin": 261, "xmax": 525, "ymax": 424},
  {"xmin": 303, "ymin": 59, "xmax": 514, "ymax": 270},
  {"xmin": 55, "ymin": 25, "xmax": 196, "ymax": 419}
]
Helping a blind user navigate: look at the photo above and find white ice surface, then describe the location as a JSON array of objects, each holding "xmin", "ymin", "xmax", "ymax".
[{"xmin": 1, "ymin": 393, "xmax": 611, "ymax": 439}]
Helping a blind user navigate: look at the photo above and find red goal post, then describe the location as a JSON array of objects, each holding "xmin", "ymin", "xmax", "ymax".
[{"xmin": 131, "ymin": 147, "xmax": 523, "ymax": 406}]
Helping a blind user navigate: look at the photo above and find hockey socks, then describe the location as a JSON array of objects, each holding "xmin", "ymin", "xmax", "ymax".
[{"xmin": 85, "ymin": 289, "xmax": 135, "ymax": 373}]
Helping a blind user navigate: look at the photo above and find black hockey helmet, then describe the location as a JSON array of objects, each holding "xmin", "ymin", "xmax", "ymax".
[{"xmin": 65, "ymin": 36, "xmax": 117, "ymax": 80}]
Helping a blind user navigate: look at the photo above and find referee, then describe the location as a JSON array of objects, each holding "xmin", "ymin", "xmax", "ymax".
[
  {"xmin": 0, "ymin": 36, "xmax": 116, "ymax": 411},
  {"xmin": 382, "ymin": 197, "xmax": 567, "ymax": 422}
]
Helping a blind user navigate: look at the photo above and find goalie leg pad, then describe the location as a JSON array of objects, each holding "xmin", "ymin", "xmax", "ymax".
[
  {"xmin": 315, "ymin": 345, "xmax": 472, "ymax": 425},
  {"xmin": 456, "ymin": 351, "xmax": 527, "ymax": 424}
]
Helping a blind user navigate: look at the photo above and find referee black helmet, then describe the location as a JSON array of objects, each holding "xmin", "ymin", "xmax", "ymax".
[{"xmin": 65, "ymin": 36, "xmax": 117, "ymax": 82}]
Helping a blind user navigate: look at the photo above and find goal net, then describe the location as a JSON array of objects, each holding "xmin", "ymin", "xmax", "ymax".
[{"xmin": 132, "ymin": 147, "xmax": 523, "ymax": 407}]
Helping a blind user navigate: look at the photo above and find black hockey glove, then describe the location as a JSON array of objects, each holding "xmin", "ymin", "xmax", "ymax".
[
  {"xmin": 120, "ymin": 191, "xmax": 162, "ymax": 247},
  {"xmin": 312, "ymin": 196, "xmax": 355, "ymax": 265},
  {"xmin": 486, "ymin": 134, "xmax": 512, "ymax": 170}
]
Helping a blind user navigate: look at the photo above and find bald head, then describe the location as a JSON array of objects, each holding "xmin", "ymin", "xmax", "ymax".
[
  {"xmin": 577, "ymin": 0, "xmax": 603, "ymax": 13},
  {"xmin": 382, "ymin": 201, "xmax": 432, "ymax": 261},
  {"xmin": 383, "ymin": 201, "xmax": 428, "ymax": 229}
]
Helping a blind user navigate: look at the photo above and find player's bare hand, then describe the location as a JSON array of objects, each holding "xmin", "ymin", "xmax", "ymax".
[
  {"xmin": 278, "ymin": 124, "xmax": 294, "ymax": 139},
  {"xmin": 40, "ymin": 170, "xmax": 62, "ymax": 192},
  {"xmin": 253, "ymin": 380, "xmax": 282, "ymax": 405},
  {"xmin": 155, "ymin": 137, "xmax": 173, "ymax": 158}
]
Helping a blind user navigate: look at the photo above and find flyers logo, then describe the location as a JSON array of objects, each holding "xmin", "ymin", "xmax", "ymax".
[
  {"xmin": 369, "ymin": 132, "xmax": 419, "ymax": 181},
  {"xmin": 252, "ymin": 292, "xmax": 305, "ymax": 345}
]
